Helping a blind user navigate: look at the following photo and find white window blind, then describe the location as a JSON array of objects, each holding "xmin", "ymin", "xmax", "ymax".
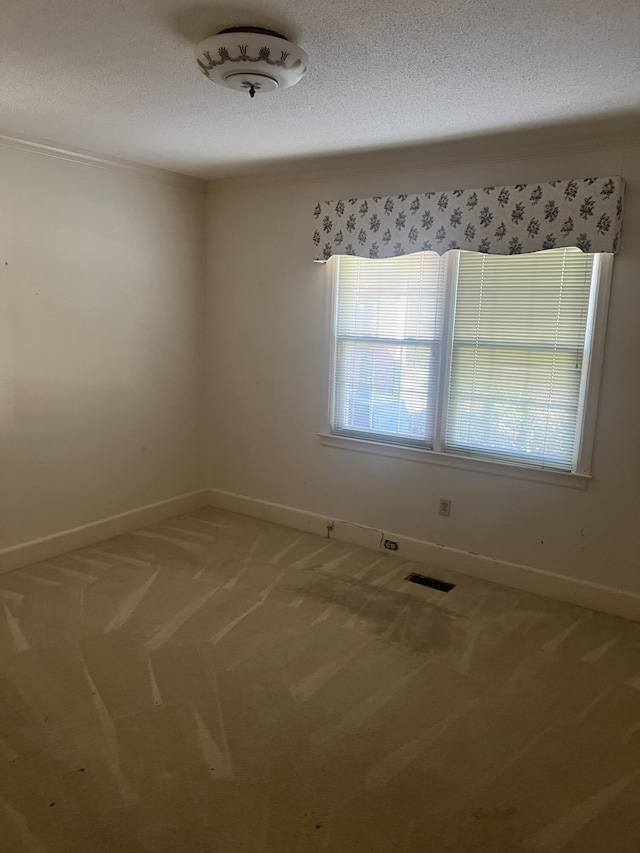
[
  {"xmin": 332, "ymin": 253, "xmax": 446, "ymax": 445},
  {"xmin": 329, "ymin": 247, "xmax": 607, "ymax": 474},
  {"xmin": 446, "ymin": 248, "xmax": 594, "ymax": 470}
]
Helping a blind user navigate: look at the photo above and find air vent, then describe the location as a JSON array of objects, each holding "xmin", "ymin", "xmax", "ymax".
[{"xmin": 405, "ymin": 573, "xmax": 456, "ymax": 593}]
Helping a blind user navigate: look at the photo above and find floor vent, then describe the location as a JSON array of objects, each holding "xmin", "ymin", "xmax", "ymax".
[{"xmin": 405, "ymin": 573, "xmax": 456, "ymax": 593}]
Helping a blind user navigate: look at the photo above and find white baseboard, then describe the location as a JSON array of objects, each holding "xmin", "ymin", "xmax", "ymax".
[
  {"xmin": 208, "ymin": 488, "xmax": 640, "ymax": 622},
  {"xmin": 0, "ymin": 490, "xmax": 209, "ymax": 573}
]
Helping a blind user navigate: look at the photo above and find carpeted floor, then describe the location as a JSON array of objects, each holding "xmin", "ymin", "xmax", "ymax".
[{"xmin": 0, "ymin": 506, "xmax": 639, "ymax": 851}]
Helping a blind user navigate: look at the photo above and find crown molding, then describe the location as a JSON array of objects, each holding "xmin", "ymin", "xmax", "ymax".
[
  {"xmin": 0, "ymin": 131, "xmax": 204, "ymax": 192},
  {"xmin": 206, "ymin": 119, "xmax": 640, "ymax": 191}
]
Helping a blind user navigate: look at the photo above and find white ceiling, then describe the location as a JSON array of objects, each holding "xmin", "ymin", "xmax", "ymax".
[{"xmin": 1, "ymin": 0, "xmax": 639, "ymax": 179}]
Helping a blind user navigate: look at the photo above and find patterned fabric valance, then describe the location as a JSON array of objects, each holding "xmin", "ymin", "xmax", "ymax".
[{"xmin": 312, "ymin": 177, "xmax": 624, "ymax": 261}]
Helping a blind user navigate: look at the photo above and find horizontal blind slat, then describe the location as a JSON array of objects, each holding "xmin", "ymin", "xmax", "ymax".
[
  {"xmin": 445, "ymin": 247, "xmax": 593, "ymax": 470},
  {"xmin": 333, "ymin": 253, "xmax": 446, "ymax": 445}
]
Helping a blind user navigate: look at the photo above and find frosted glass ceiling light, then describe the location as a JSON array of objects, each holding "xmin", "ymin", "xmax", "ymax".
[{"xmin": 195, "ymin": 27, "xmax": 308, "ymax": 97}]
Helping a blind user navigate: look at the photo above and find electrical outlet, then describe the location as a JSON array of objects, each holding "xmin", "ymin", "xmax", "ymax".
[
  {"xmin": 383, "ymin": 539, "xmax": 399, "ymax": 551},
  {"xmin": 439, "ymin": 498, "xmax": 452, "ymax": 517}
]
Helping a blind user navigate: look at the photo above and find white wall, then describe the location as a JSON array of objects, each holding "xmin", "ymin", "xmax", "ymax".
[
  {"xmin": 0, "ymin": 144, "xmax": 207, "ymax": 555},
  {"xmin": 205, "ymin": 141, "xmax": 640, "ymax": 604}
]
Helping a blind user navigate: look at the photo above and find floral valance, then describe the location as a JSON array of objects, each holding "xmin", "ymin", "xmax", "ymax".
[{"xmin": 312, "ymin": 177, "xmax": 624, "ymax": 261}]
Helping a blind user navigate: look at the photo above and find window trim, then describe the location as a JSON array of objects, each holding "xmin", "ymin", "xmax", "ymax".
[
  {"xmin": 434, "ymin": 250, "xmax": 459, "ymax": 453},
  {"xmin": 321, "ymin": 250, "xmax": 613, "ymax": 484},
  {"xmin": 317, "ymin": 431, "xmax": 591, "ymax": 488},
  {"xmin": 573, "ymin": 252, "xmax": 612, "ymax": 475}
]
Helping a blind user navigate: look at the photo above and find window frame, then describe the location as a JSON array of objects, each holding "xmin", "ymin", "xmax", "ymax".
[{"xmin": 320, "ymin": 250, "xmax": 613, "ymax": 486}]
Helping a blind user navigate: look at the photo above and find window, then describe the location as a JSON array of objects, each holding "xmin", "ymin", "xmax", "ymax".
[{"xmin": 329, "ymin": 248, "xmax": 611, "ymax": 474}]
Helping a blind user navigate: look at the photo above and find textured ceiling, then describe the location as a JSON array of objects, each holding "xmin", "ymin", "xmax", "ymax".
[{"xmin": 1, "ymin": 0, "xmax": 639, "ymax": 179}]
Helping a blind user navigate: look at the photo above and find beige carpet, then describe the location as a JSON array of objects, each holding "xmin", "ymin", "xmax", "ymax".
[{"xmin": 0, "ymin": 507, "xmax": 639, "ymax": 851}]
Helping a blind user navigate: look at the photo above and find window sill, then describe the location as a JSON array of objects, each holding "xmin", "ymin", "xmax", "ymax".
[{"xmin": 318, "ymin": 433, "xmax": 591, "ymax": 489}]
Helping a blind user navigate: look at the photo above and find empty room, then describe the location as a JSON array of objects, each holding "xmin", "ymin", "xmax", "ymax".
[{"xmin": 1, "ymin": 1, "xmax": 639, "ymax": 850}]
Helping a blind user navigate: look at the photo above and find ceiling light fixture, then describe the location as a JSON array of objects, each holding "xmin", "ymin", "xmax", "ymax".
[{"xmin": 195, "ymin": 27, "xmax": 308, "ymax": 98}]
